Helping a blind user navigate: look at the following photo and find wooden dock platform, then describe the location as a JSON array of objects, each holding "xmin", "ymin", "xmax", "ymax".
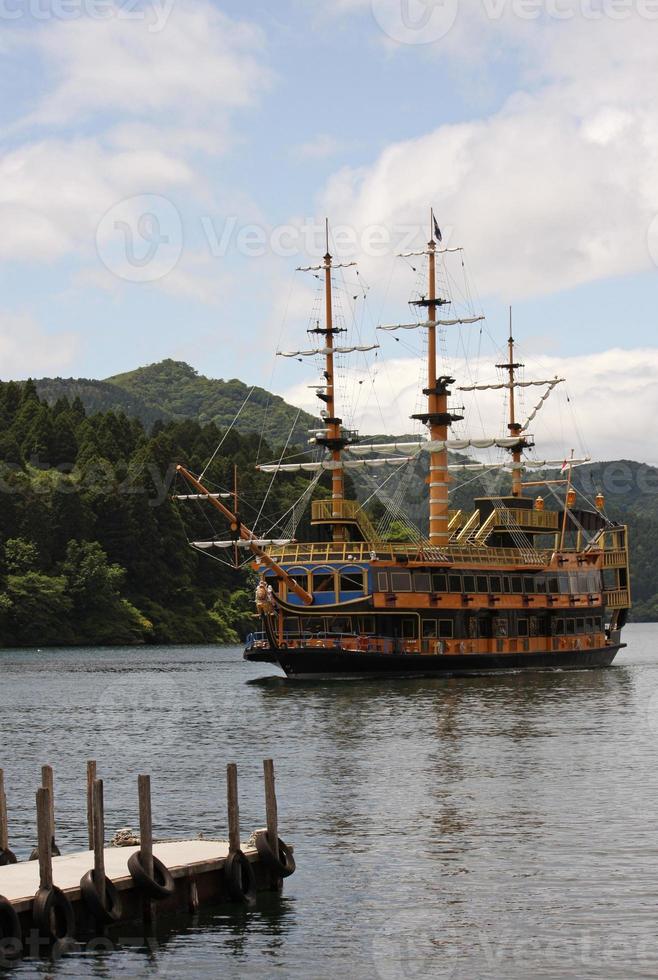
[{"xmin": 0, "ymin": 759, "xmax": 295, "ymax": 962}]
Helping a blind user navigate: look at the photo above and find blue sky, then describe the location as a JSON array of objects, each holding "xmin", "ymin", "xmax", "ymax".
[{"xmin": 1, "ymin": 0, "xmax": 657, "ymax": 457}]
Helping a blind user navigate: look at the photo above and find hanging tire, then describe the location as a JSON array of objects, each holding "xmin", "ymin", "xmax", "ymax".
[
  {"xmin": 80, "ymin": 869, "xmax": 123, "ymax": 925},
  {"xmin": 253, "ymin": 831, "xmax": 296, "ymax": 878},
  {"xmin": 127, "ymin": 851, "xmax": 175, "ymax": 902},
  {"xmin": 32, "ymin": 886, "xmax": 75, "ymax": 946},
  {"xmin": 0, "ymin": 847, "xmax": 17, "ymax": 868},
  {"xmin": 224, "ymin": 850, "xmax": 257, "ymax": 906},
  {"xmin": 29, "ymin": 840, "xmax": 61, "ymax": 862},
  {"xmin": 0, "ymin": 895, "xmax": 23, "ymax": 961}
]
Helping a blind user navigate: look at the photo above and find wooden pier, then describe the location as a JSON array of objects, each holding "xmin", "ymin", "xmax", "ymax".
[{"xmin": 0, "ymin": 760, "xmax": 295, "ymax": 962}]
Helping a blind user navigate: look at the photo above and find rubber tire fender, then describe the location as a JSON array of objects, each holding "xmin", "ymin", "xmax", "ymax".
[
  {"xmin": 80, "ymin": 869, "xmax": 123, "ymax": 924},
  {"xmin": 254, "ymin": 830, "xmax": 296, "ymax": 878},
  {"xmin": 224, "ymin": 850, "xmax": 257, "ymax": 906},
  {"xmin": 0, "ymin": 894, "xmax": 23, "ymax": 961},
  {"xmin": 127, "ymin": 851, "xmax": 176, "ymax": 902},
  {"xmin": 0, "ymin": 847, "xmax": 17, "ymax": 868},
  {"xmin": 32, "ymin": 886, "xmax": 75, "ymax": 945}
]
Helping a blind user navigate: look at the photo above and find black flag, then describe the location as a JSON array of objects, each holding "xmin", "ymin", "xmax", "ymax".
[{"xmin": 433, "ymin": 214, "xmax": 443, "ymax": 243}]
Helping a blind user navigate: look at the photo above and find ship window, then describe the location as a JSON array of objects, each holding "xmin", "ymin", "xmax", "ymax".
[
  {"xmin": 401, "ymin": 618, "xmax": 416, "ymax": 638},
  {"xmin": 502, "ymin": 577, "xmax": 512, "ymax": 594},
  {"xmin": 493, "ymin": 617, "xmax": 508, "ymax": 638},
  {"xmin": 548, "ymin": 576, "xmax": 560, "ymax": 594},
  {"xmin": 535, "ymin": 577, "xmax": 547, "ymax": 594},
  {"xmin": 432, "ymin": 573, "xmax": 448, "ymax": 593},
  {"xmin": 287, "ymin": 572, "xmax": 309, "ymax": 592},
  {"xmin": 391, "ymin": 571, "xmax": 412, "ymax": 592},
  {"xmin": 413, "ymin": 572, "xmax": 431, "ymax": 592},
  {"xmin": 376, "ymin": 572, "xmax": 389, "ymax": 592},
  {"xmin": 559, "ymin": 574, "xmax": 571, "ymax": 594},
  {"xmin": 339, "ymin": 567, "xmax": 364, "ymax": 593},
  {"xmin": 477, "ymin": 576, "xmax": 488, "ymax": 593},
  {"xmin": 359, "ymin": 617, "xmax": 375, "ymax": 634},
  {"xmin": 422, "ymin": 620, "xmax": 437, "ymax": 639},
  {"xmin": 438, "ymin": 620, "xmax": 454, "ymax": 639},
  {"xmin": 595, "ymin": 617, "xmax": 603, "ymax": 630},
  {"xmin": 518, "ymin": 619, "xmax": 529, "ymax": 637},
  {"xmin": 463, "ymin": 575, "xmax": 476, "ymax": 593},
  {"xmin": 449, "ymin": 575, "xmax": 462, "ymax": 593},
  {"xmin": 566, "ymin": 620, "xmax": 576, "ymax": 635},
  {"xmin": 586, "ymin": 617, "xmax": 594, "ymax": 631},
  {"xmin": 490, "ymin": 576, "xmax": 502, "ymax": 593},
  {"xmin": 330, "ymin": 617, "xmax": 352, "ymax": 635},
  {"xmin": 523, "ymin": 577, "xmax": 535, "ymax": 594},
  {"xmin": 511, "ymin": 577, "xmax": 523, "ymax": 593},
  {"xmin": 576, "ymin": 618, "xmax": 585, "ymax": 633},
  {"xmin": 555, "ymin": 618, "xmax": 565, "ymax": 635},
  {"xmin": 577, "ymin": 573, "xmax": 590, "ymax": 593},
  {"xmin": 313, "ymin": 569, "xmax": 336, "ymax": 593}
]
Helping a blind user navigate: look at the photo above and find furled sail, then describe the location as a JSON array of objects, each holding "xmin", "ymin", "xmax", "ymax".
[
  {"xmin": 175, "ymin": 493, "xmax": 233, "ymax": 501},
  {"xmin": 459, "ymin": 378, "xmax": 565, "ymax": 392},
  {"xmin": 256, "ymin": 457, "xmax": 416, "ymax": 474},
  {"xmin": 277, "ymin": 345, "xmax": 379, "ymax": 358},
  {"xmin": 378, "ymin": 316, "xmax": 484, "ymax": 332},
  {"xmin": 346, "ymin": 437, "xmax": 529, "ymax": 455},
  {"xmin": 192, "ymin": 539, "xmax": 293, "ymax": 550}
]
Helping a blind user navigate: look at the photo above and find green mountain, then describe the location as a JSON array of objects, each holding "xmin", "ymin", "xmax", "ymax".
[{"xmin": 36, "ymin": 360, "xmax": 317, "ymax": 446}]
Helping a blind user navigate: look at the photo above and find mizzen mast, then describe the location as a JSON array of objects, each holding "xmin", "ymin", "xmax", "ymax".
[{"xmin": 497, "ymin": 309, "xmax": 530, "ymax": 499}]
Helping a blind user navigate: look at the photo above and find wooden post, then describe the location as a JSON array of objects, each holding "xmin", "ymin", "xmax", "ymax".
[
  {"xmin": 92, "ymin": 779, "xmax": 107, "ymax": 907},
  {"xmin": 41, "ymin": 765, "xmax": 56, "ymax": 850},
  {"xmin": 138, "ymin": 774, "xmax": 155, "ymax": 930},
  {"xmin": 36, "ymin": 787, "xmax": 53, "ymax": 890},
  {"xmin": 226, "ymin": 764, "xmax": 240, "ymax": 854},
  {"xmin": 0, "ymin": 769, "xmax": 9, "ymax": 853},
  {"xmin": 263, "ymin": 759, "xmax": 280, "ymax": 863},
  {"xmin": 87, "ymin": 761, "xmax": 97, "ymax": 851}
]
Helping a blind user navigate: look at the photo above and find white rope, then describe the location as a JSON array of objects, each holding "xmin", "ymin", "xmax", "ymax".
[{"xmin": 199, "ymin": 386, "xmax": 256, "ymax": 481}]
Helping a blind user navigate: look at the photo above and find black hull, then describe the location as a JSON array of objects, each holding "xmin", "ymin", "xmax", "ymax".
[{"xmin": 244, "ymin": 645, "xmax": 625, "ymax": 679}]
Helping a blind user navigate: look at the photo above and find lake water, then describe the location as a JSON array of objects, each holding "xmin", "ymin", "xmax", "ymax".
[{"xmin": 1, "ymin": 623, "xmax": 657, "ymax": 978}]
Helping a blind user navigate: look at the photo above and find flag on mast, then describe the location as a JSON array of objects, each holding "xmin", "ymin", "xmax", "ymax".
[{"xmin": 432, "ymin": 210, "xmax": 443, "ymax": 243}]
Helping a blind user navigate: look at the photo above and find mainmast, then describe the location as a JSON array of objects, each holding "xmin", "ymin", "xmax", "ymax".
[
  {"xmin": 411, "ymin": 213, "xmax": 462, "ymax": 547},
  {"xmin": 321, "ymin": 221, "xmax": 346, "ymax": 541}
]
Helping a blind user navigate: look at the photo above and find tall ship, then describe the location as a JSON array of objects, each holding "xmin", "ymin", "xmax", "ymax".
[{"xmin": 176, "ymin": 217, "xmax": 631, "ymax": 679}]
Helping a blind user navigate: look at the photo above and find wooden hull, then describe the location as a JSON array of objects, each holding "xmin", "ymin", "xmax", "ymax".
[{"xmin": 244, "ymin": 644, "xmax": 624, "ymax": 679}]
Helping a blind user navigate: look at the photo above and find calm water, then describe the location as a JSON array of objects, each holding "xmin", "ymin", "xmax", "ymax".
[{"xmin": 1, "ymin": 624, "xmax": 657, "ymax": 978}]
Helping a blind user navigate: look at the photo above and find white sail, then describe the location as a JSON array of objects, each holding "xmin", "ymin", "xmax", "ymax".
[
  {"xmin": 378, "ymin": 316, "xmax": 484, "ymax": 332},
  {"xmin": 257, "ymin": 457, "xmax": 415, "ymax": 474},
  {"xmin": 278, "ymin": 345, "xmax": 379, "ymax": 358},
  {"xmin": 448, "ymin": 458, "xmax": 591, "ymax": 473},
  {"xmin": 192, "ymin": 539, "xmax": 293, "ymax": 550},
  {"xmin": 459, "ymin": 378, "xmax": 565, "ymax": 392},
  {"xmin": 175, "ymin": 493, "xmax": 232, "ymax": 501},
  {"xmin": 346, "ymin": 437, "xmax": 528, "ymax": 456}
]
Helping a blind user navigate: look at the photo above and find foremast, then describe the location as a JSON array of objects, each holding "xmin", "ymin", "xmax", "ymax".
[{"xmin": 497, "ymin": 314, "xmax": 533, "ymax": 498}]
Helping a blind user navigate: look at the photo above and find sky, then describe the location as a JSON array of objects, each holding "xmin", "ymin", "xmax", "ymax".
[{"xmin": 1, "ymin": 0, "xmax": 657, "ymax": 462}]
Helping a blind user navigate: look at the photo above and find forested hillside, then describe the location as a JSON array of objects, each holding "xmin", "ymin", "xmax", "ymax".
[
  {"xmin": 36, "ymin": 360, "xmax": 316, "ymax": 446},
  {"xmin": 0, "ymin": 380, "xmax": 321, "ymax": 647}
]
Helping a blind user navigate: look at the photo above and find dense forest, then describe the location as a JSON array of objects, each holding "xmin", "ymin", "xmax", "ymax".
[
  {"xmin": 0, "ymin": 376, "xmax": 656, "ymax": 648},
  {"xmin": 0, "ymin": 379, "xmax": 321, "ymax": 647}
]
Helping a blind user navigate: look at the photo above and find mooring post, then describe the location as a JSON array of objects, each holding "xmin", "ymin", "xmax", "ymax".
[
  {"xmin": 138, "ymin": 774, "xmax": 155, "ymax": 930},
  {"xmin": 36, "ymin": 786, "xmax": 53, "ymax": 890},
  {"xmin": 226, "ymin": 764, "xmax": 240, "ymax": 854},
  {"xmin": 92, "ymin": 778, "xmax": 107, "ymax": 907},
  {"xmin": 0, "ymin": 769, "xmax": 8, "ymax": 853},
  {"xmin": 87, "ymin": 760, "xmax": 97, "ymax": 851},
  {"xmin": 41, "ymin": 765, "xmax": 57, "ymax": 851},
  {"xmin": 263, "ymin": 759, "xmax": 280, "ymax": 864}
]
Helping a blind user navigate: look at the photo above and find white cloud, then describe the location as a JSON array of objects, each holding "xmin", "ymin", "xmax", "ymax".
[
  {"xmin": 319, "ymin": 12, "xmax": 658, "ymax": 301},
  {"xmin": 0, "ymin": 313, "xmax": 79, "ymax": 378},
  {"xmin": 281, "ymin": 346, "xmax": 658, "ymax": 465}
]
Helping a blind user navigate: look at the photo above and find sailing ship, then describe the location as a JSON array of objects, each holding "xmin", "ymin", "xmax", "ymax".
[{"xmin": 176, "ymin": 217, "xmax": 631, "ymax": 679}]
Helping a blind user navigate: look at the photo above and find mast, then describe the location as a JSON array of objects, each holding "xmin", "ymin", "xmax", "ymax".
[
  {"xmin": 322, "ymin": 220, "xmax": 346, "ymax": 541},
  {"xmin": 411, "ymin": 211, "xmax": 461, "ymax": 547},
  {"xmin": 497, "ymin": 309, "xmax": 527, "ymax": 498}
]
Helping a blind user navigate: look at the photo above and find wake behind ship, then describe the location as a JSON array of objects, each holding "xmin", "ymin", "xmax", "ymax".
[{"xmin": 176, "ymin": 216, "xmax": 630, "ymax": 679}]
